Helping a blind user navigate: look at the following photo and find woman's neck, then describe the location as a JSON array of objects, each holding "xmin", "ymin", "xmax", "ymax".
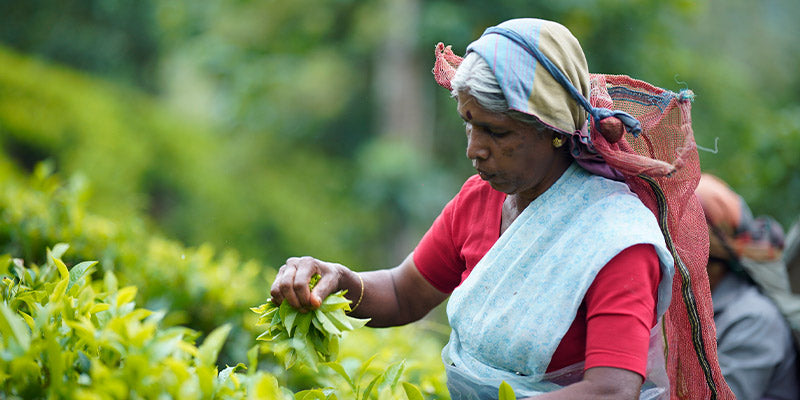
[
  {"xmin": 513, "ymin": 156, "xmax": 572, "ymax": 211},
  {"xmin": 500, "ymin": 153, "xmax": 572, "ymax": 235}
]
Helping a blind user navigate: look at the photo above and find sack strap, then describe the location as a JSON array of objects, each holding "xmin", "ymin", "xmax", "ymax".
[
  {"xmin": 639, "ymin": 173, "xmax": 720, "ymax": 399},
  {"xmin": 482, "ymin": 26, "xmax": 642, "ymax": 138}
]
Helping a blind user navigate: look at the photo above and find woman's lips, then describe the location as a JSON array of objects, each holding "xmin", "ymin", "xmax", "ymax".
[{"xmin": 477, "ymin": 169, "xmax": 494, "ymax": 181}]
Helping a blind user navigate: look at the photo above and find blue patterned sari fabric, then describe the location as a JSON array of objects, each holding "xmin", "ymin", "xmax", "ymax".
[{"xmin": 443, "ymin": 163, "xmax": 674, "ymax": 399}]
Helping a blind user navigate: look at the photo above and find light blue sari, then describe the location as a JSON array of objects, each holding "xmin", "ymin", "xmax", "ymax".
[{"xmin": 443, "ymin": 163, "xmax": 674, "ymax": 399}]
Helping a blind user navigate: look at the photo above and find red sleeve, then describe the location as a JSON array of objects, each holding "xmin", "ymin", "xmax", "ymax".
[
  {"xmin": 413, "ymin": 195, "xmax": 464, "ymax": 293},
  {"xmin": 583, "ymin": 243, "xmax": 661, "ymax": 378},
  {"xmin": 413, "ymin": 175, "xmax": 505, "ymax": 294}
]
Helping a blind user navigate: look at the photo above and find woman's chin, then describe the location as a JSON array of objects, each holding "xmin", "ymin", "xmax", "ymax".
[{"xmin": 487, "ymin": 180, "xmax": 512, "ymax": 194}]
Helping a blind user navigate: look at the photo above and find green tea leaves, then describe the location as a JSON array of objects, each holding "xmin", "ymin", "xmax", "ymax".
[
  {"xmin": 67, "ymin": 260, "xmax": 97, "ymax": 293},
  {"xmin": 115, "ymin": 286, "xmax": 138, "ymax": 307},
  {"xmin": 252, "ymin": 291, "xmax": 370, "ymax": 371},
  {"xmin": 499, "ymin": 381, "xmax": 516, "ymax": 400},
  {"xmin": 0, "ymin": 302, "xmax": 31, "ymax": 351},
  {"xmin": 314, "ymin": 309, "xmax": 342, "ymax": 336},
  {"xmin": 0, "ymin": 252, "xmax": 253, "ymax": 398},
  {"xmin": 197, "ymin": 324, "xmax": 232, "ymax": 368},
  {"xmin": 402, "ymin": 382, "xmax": 425, "ymax": 400}
]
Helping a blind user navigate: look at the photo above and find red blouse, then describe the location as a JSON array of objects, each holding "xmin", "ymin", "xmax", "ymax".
[{"xmin": 413, "ymin": 175, "xmax": 661, "ymax": 377}]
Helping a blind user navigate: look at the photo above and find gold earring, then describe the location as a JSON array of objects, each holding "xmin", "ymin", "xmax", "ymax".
[{"xmin": 552, "ymin": 136, "xmax": 565, "ymax": 148}]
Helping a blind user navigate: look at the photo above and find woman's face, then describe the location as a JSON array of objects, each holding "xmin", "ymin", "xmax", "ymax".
[{"xmin": 457, "ymin": 92, "xmax": 570, "ymax": 201}]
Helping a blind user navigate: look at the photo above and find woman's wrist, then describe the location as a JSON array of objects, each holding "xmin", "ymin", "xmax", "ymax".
[
  {"xmin": 348, "ymin": 272, "xmax": 365, "ymax": 313},
  {"xmin": 336, "ymin": 265, "xmax": 361, "ymax": 302}
]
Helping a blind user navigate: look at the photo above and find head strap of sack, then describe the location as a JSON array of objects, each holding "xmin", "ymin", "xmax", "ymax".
[
  {"xmin": 433, "ymin": 20, "xmax": 734, "ymax": 399},
  {"xmin": 482, "ymin": 26, "xmax": 642, "ymax": 140}
]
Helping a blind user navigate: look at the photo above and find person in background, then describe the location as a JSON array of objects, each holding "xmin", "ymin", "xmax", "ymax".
[
  {"xmin": 786, "ymin": 217, "xmax": 800, "ymax": 289},
  {"xmin": 696, "ymin": 173, "xmax": 800, "ymax": 400}
]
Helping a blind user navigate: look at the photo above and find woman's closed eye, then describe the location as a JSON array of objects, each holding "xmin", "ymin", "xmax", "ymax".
[
  {"xmin": 463, "ymin": 121, "xmax": 510, "ymax": 138},
  {"xmin": 478, "ymin": 124, "xmax": 510, "ymax": 138},
  {"xmin": 485, "ymin": 128, "xmax": 510, "ymax": 138}
]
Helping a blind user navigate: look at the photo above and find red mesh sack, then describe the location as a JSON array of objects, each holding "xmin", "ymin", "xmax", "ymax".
[
  {"xmin": 589, "ymin": 74, "xmax": 734, "ymax": 399},
  {"xmin": 432, "ymin": 43, "xmax": 463, "ymax": 91}
]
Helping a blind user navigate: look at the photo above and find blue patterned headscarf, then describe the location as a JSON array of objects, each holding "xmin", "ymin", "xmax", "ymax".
[
  {"xmin": 463, "ymin": 18, "xmax": 642, "ymax": 180},
  {"xmin": 466, "ymin": 18, "xmax": 591, "ymax": 136}
]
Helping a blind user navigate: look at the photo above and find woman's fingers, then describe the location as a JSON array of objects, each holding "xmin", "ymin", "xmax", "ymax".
[
  {"xmin": 310, "ymin": 268, "xmax": 342, "ymax": 308},
  {"xmin": 293, "ymin": 258, "xmax": 322, "ymax": 310},
  {"xmin": 270, "ymin": 257, "xmax": 340, "ymax": 312},
  {"xmin": 269, "ymin": 265, "xmax": 288, "ymax": 305},
  {"xmin": 277, "ymin": 261, "xmax": 304, "ymax": 310}
]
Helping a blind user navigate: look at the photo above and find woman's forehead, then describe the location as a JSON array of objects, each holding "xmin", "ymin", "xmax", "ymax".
[
  {"xmin": 455, "ymin": 93, "xmax": 486, "ymax": 117},
  {"xmin": 457, "ymin": 95, "xmax": 512, "ymax": 125}
]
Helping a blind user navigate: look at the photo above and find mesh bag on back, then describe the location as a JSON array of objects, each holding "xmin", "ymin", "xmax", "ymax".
[
  {"xmin": 589, "ymin": 74, "xmax": 733, "ymax": 399},
  {"xmin": 434, "ymin": 44, "xmax": 734, "ymax": 399}
]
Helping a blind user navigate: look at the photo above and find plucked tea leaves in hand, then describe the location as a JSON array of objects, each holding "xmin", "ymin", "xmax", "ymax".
[{"xmin": 251, "ymin": 278, "xmax": 369, "ymax": 371}]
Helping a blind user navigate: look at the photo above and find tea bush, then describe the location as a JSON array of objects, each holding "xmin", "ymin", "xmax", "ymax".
[
  {"xmin": 0, "ymin": 246, "xmax": 438, "ymax": 399},
  {"xmin": 0, "ymin": 248, "xmax": 289, "ymax": 399},
  {"xmin": 0, "ymin": 161, "xmax": 266, "ymax": 365},
  {"xmin": 0, "ymin": 162, "xmax": 451, "ymax": 398}
]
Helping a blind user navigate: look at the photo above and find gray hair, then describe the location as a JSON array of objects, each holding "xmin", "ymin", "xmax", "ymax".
[{"xmin": 450, "ymin": 52, "xmax": 549, "ymax": 133}]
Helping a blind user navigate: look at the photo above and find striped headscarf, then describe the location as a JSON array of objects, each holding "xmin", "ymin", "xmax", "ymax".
[{"xmin": 465, "ymin": 18, "xmax": 590, "ymax": 136}]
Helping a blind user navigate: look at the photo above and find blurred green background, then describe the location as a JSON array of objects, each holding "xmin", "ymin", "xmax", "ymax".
[{"xmin": 1, "ymin": 0, "xmax": 799, "ymax": 272}]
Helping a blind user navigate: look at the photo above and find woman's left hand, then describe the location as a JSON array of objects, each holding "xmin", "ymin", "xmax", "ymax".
[{"xmin": 523, "ymin": 367, "xmax": 643, "ymax": 400}]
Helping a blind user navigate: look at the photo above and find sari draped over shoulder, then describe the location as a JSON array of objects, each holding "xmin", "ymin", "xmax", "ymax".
[{"xmin": 443, "ymin": 163, "xmax": 675, "ymax": 399}]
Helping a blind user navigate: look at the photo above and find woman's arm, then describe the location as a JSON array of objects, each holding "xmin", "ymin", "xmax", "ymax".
[
  {"xmin": 269, "ymin": 252, "xmax": 449, "ymax": 327},
  {"xmin": 523, "ymin": 367, "xmax": 642, "ymax": 400}
]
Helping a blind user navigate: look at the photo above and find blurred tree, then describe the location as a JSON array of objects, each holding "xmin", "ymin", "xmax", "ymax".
[
  {"xmin": 0, "ymin": 46, "xmax": 375, "ymax": 269},
  {"xmin": 153, "ymin": 0, "xmax": 465, "ymax": 263},
  {"xmin": 0, "ymin": 0, "xmax": 160, "ymax": 91},
  {"xmin": 0, "ymin": 0, "xmax": 797, "ymax": 269}
]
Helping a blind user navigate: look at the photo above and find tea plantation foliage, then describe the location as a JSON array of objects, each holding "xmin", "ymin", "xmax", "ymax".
[
  {"xmin": 0, "ymin": 45, "xmax": 450, "ymax": 396},
  {"xmin": 0, "ymin": 45, "xmax": 382, "ymax": 269},
  {"xmin": 0, "ymin": 162, "xmax": 448, "ymax": 398}
]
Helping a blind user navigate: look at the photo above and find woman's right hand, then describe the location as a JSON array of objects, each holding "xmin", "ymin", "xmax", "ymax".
[
  {"xmin": 269, "ymin": 253, "xmax": 448, "ymax": 326},
  {"xmin": 269, "ymin": 256, "xmax": 346, "ymax": 313}
]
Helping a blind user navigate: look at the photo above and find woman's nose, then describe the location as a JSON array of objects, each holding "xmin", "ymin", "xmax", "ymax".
[{"xmin": 466, "ymin": 131, "xmax": 490, "ymax": 161}]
